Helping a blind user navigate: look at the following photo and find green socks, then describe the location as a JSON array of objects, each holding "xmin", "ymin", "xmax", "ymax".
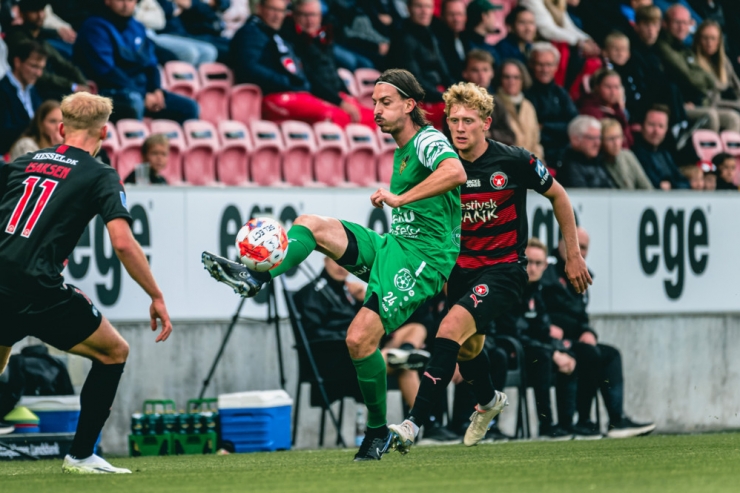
[
  {"xmin": 352, "ymin": 349, "xmax": 388, "ymax": 428},
  {"xmin": 269, "ymin": 225, "xmax": 317, "ymax": 278}
]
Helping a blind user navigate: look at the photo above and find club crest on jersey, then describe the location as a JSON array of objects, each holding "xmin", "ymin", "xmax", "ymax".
[
  {"xmin": 452, "ymin": 225, "xmax": 461, "ymax": 247},
  {"xmin": 394, "ymin": 268, "xmax": 416, "ymax": 292},
  {"xmin": 491, "ymin": 172, "xmax": 508, "ymax": 190},
  {"xmin": 473, "ymin": 284, "xmax": 489, "ymax": 297},
  {"xmin": 399, "ymin": 158, "xmax": 408, "ymax": 175}
]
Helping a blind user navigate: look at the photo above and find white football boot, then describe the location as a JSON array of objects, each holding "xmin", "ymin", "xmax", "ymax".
[
  {"xmin": 464, "ymin": 391, "xmax": 509, "ymax": 447},
  {"xmin": 388, "ymin": 420, "xmax": 418, "ymax": 454},
  {"xmin": 62, "ymin": 454, "xmax": 132, "ymax": 474}
]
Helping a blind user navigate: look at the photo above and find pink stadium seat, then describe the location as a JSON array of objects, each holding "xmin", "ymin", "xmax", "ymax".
[
  {"xmin": 217, "ymin": 120, "xmax": 251, "ymax": 185},
  {"xmin": 183, "ymin": 120, "xmax": 219, "ymax": 185},
  {"xmin": 375, "ymin": 127, "xmax": 397, "ymax": 185},
  {"xmin": 115, "ymin": 119, "xmax": 149, "ymax": 181},
  {"xmin": 249, "ymin": 120, "xmax": 284, "ymax": 186},
  {"xmin": 692, "ymin": 129, "xmax": 723, "ymax": 162},
  {"xmin": 313, "ymin": 121, "xmax": 348, "ymax": 186},
  {"xmin": 150, "ymin": 119, "xmax": 186, "ymax": 184},
  {"xmin": 165, "ymin": 61, "xmax": 200, "ymax": 98},
  {"xmin": 229, "ymin": 84, "xmax": 263, "ymax": 124},
  {"xmin": 354, "ymin": 68, "xmax": 380, "ymax": 108},
  {"xmin": 101, "ymin": 122, "xmax": 120, "ymax": 170},
  {"xmin": 337, "ymin": 68, "xmax": 359, "ymax": 98},
  {"xmin": 280, "ymin": 120, "xmax": 317, "ymax": 186},
  {"xmin": 344, "ymin": 124, "xmax": 378, "ymax": 187},
  {"xmin": 196, "ymin": 63, "xmax": 233, "ymax": 125}
]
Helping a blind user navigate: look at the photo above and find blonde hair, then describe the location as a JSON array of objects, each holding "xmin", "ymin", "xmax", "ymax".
[
  {"xmin": 60, "ymin": 92, "xmax": 113, "ymax": 137},
  {"xmin": 142, "ymin": 133, "xmax": 169, "ymax": 156},
  {"xmin": 527, "ymin": 237, "xmax": 548, "ymax": 256},
  {"xmin": 605, "ymin": 31, "xmax": 629, "ymax": 49},
  {"xmin": 600, "ymin": 118, "xmax": 623, "ymax": 135},
  {"xmin": 694, "ymin": 20, "xmax": 727, "ymax": 87},
  {"xmin": 443, "ymin": 82, "xmax": 494, "ymax": 120}
]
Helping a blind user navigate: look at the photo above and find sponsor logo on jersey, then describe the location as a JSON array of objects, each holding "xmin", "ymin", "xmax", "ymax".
[
  {"xmin": 491, "ymin": 172, "xmax": 508, "ymax": 190},
  {"xmin": 532, "ymin": 156, "xmax": 550, "ymax": 185},
  {"xmin": 394, "ymin": 268, "xmax": 416, "ymax": 292},
  {"xmin": 120, "ymin": 191, "xmax": 127, "ymax": 209},
  {"xmin": 470, "ymin": 294, "xmax": 483, "ymax": 308},
  {"xmin": 461, "ymin": 199, "xmax": 498, "ymax": 223},
  {"xmin": 473, "ymin": 284, "xmax": 489, "ymax": 297},
  {"xmin": 399, "ymin": 158, "xmax": 408, "ymax": 175},
  {"xmin": 32, "ymin": 152, "xmax": 78, "ymax": 165},
  {"xmin": 466, "ymin": 179, "xmax": 481, "ymax": 188}
]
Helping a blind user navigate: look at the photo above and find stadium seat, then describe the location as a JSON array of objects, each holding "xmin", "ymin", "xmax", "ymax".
[
  {"xmin": 375, "ymin": 126, "xmax": 396, "ymax": 184},
  {"xmin": 280, "ymin": 120, "xmax": 318, "ymax": 186},
  {"xmin": 183, "ymin": 120, "xmax": 219, "ymax": 185},
  {"xmin": 249, "ymin": 120, "xmax": 284, "ymax": 186},
  {"xmin": 344, "ymin": 124, "xmax": 378, "ymax": 187},
  {"xmin": 115, "ymin": 119, "xmax": 150, "ymax": 181},
  {"xmin": 229, "ymin": 84, "xmax": 263, "ymax": 124},
  {"xmin": 312, "ymin": 121, "xmax": 348, "ymax": 186},
  {"xmin": 196, "ymin": 63, "xmax": 233, "ymax": 126},
  {"xmin": 354, "ymin": 68, "xmax": 380, "ymax": 108},
  {"xmin": 164, "ymin": 61, "xmax": 200, "ymax": 98},
  {"xmin": 101, "ymin": 122, "xmax": 120, "ymax": 171},
  {"xmin": 149, "ymin": 119, "xmax": 186, "ymax": 184},
  {"xmin": 337, "ymin": 67, "xmax": 359, "ymax": 98},
  {"xmin": 720, "ymin": 130, "xmax": 740, "ymax": 156},
  {"xmin": 692, "ymin": 129, "xmax": 723, "ymax": 162},
  {"xmin": 217, "ymin": 120, "xmax": 251, "ymax": 185}
]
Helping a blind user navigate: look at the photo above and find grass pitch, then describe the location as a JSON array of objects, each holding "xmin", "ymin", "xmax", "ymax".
[{"xmin": 2, "ymin": 433, "xmax": 739, "ymax": 493}]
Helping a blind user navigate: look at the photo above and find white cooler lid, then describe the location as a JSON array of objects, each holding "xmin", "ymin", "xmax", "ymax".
[
  {"xmin": 218, "ymin": 390, "xmax": 292, "ymax": 409},
  {"xmin": 19, "ymin": 395, "xmax": 80, "ymax": 411}
]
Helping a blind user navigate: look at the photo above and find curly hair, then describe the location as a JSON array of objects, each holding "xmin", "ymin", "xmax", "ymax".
[{"xmin": 442, "ymin": 82, "xmax": 494, "ymax": 120}]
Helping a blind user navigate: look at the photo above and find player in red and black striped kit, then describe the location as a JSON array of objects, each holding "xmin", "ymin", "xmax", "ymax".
[
  {"xmin": 389, "ymin": 82, "xmax": 591, "ymax": 452},
  {"xmin": 0, "ymin": 93, "xmax": 172, "ymax": 473}
]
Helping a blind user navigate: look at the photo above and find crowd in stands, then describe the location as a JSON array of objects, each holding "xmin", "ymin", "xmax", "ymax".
[{"xmin": 0, "ymin": 0, "xmax": 738, "ymax": 190}]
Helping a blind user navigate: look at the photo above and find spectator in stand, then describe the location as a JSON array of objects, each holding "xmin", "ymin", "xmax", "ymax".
[
  {"xmin": 0, "ymin": 40, "xmax": 46, "ymax": 156},
  {"xmin": 282, "ymin": 0, "xmax": 375, "ymax": 128},
  {"xmin": 496, "ymin": 59, "xmax": 544, "ymax": 157},
  {"xmin": 559, "ymin": 116, "xmax": 615, "ymax": 188},
  {"xmin": 600, "ymin": 118, "xmax": 654, "ymax": 190},
  {"xmin": 138, "ymin": 0, "xmax": 218, "ymax": 66},
  {"xmin": 679, "ymin": 163, "xmax": 705, "ymax": 190},
  {"xmin": 0, "ymin": 26, "xmax": 9, "ymax": 80},
  {"xmin": 694, "ymin": 20, "xmax": 740, "ymax": 114},
  {"xmin": 125, "ymin": 133, "xmax": 169, "ymax": 185},
  {"xmin": 433, "ymin": 0, "xmax": 470, "ymax": 82},
  {"xmin": 35, "ymin": 4, "xmax": 79, "ymax": 59},
  {"xmin": 464, "ymin": 0, "xmax": 502, "ymax": 64},
  {"xmin": 495, "ymin": 237, "xmax": 575, "ymax": 441},
  {"xmin": 569, "ymin": 0, "xmax": 645, "ymax": 47},
  {"xmin": 602, "ymin": 31, "xmax": 652, "ymax": 127},
  {"xmin": 702, "ymin": 160, "xmax": 717, "ymax": 190},
  {"xmin": 632, "ymin": 105, "xmax": 690, "ymax": 189},
  {"xmin": 712, "ymin": 152, "xmax": 738, "ymax": 190},
  {"xmin": 495, "ymin": 6, "xmax": 537, "ymax": 67},
  {"xmin": 328, "ymin": 0, "xmax": 396, "ymax": 70},
  {"xmin": 5, "ymin": 0, "xmax": 89, "ymax": 102},
  {"xmin": 176, "ymin": 0, "xmax": 232, "ymax": 62},
  {"xmin": 460, "ymin": 50, "xmax": 515, "ymax": 146},
  {"xmin": 386, "ymin": 0, "xmax": 454, "ymax": 129},
  {"xmin": 46, "ymin": 0, "xmax": 94, "ymax": 32},
  {"xmin": 578, "ymin": 69, "xmax": 634, "ymax": 148},
  {"xmin": 525, "ymin": 42, "xmax": 579, "ymax": 167},
  {"xmin": 656, "ymin": 4, "xmax": 740, "ymax": 132},
  {"xmin": 73, "ymin": 0, "xmax": 200, "ymax": 123},
  {"xmin": 542, "ymin": 226, "xmax": 657, "ymax": 439},
  {"xmin": 8, "ymin": 99, "xmax": 61, "ymax": 161}
]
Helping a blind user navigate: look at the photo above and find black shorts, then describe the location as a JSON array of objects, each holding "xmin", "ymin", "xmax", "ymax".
[
  {"xmin": 0, "ymin": 284, "xmax": 102, "ymax": 350},
  {"xmin": 447, "ymin": 263, "xmax": 528, "ymax": 334}
]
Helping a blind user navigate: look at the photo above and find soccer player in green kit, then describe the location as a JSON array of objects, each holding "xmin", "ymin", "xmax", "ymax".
[{"xmin": 202, "ymin": 69, "xmax": 466, "ymax": 461}]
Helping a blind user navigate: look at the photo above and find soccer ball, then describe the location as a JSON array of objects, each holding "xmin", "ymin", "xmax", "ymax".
[{"xmin": 235, "ymin": 217, "xmax": 289, "ymax": 272}]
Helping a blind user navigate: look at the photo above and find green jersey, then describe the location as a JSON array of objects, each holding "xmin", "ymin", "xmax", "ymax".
[{"xmin": 389, "ymin": 125, "xmax": 461, "ymax": 277}]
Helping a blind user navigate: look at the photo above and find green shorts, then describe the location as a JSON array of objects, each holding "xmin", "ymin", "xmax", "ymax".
[{"xmin": 340, "ymin": 220, "xmax": 445, "ymax": 333}]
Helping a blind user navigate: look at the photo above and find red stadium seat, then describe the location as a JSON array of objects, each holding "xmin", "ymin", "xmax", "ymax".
[
  {"xmin": 101, "ymin": 122, "xmax": 120, "ymax": 170},
  {"xmin": 183, "ymin": 120, "xmax": 219, "ymax": 185},
  {"xmin": 375, "ymin": 126, "xmax": 397, "ymax": 185},
  {"xmin": 164, "ymin": 61, "xmax": 200, "ymax": 98},
  {"xmin": 115, "ymin": 119, "xmax": 149, "ymax": 181},
  {"xmin": 337, "ymin": 68, "xmax": 359, "ymax": 98},
  {"xmin": 312, "ymin": 121, "xmax": 348, "ymax": 186},
  {"xmin": 345, "ymin": 124, "xmax": 378, "ymax": 187},
  {"xmin": 150, "ymin": 119, "xmax": 186, "ymax": 184},
  {"xmin": 217, "ymin": 120, "xmax": 251, "ymax": 185},
  {"xmin": 354, "ymin": 68, "xmax": 380, "ymax": 108},
  {"xmin": 229, "ymin": 84, "xmax": 262, "ymax": 124},
  {"xmin": 196, "ymin": 63, "xmax": 233, "ymax": 125},
  {"xmin": 249, "ymin": 120, "xmax": 284, "ymax": 186},
  {"xmin": 692, "ymin": 129, "xmax": 723, "ymax": 162},
  {"xmin": 280, "ymin": 120, "xmax": 318, "ymax": 186}
]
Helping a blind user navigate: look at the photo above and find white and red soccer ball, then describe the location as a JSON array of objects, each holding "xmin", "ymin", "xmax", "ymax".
[{"xmin": 235, "ymin": 217, "xmax": 289, "ymax": 272}]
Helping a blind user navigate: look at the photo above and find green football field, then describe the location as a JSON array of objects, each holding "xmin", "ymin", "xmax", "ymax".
[{"xmin": 3, "ymin": 433, "xmax": 739, "ymax": 493}]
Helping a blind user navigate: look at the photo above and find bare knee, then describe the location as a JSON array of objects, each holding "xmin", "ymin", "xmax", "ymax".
[{"xmin": 100, "ymin": 339, "xmax": 129, "ymax": 365}]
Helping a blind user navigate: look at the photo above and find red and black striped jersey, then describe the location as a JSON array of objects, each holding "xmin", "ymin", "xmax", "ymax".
[
  {"xmin": 456, "ymin": 139, "xmax": 553, "ymax": 270},
  {"xmin": 0, "ymin": 145, "xmax": 132, "ymax": 296}
]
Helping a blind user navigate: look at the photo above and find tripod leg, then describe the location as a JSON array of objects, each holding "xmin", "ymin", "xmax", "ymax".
[{"xmin": 199, "ymin": 297, "xmax": 247, "ymax": 399}]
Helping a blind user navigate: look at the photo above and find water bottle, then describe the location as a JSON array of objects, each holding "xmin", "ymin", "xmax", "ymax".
[
  {"xmin": 354, "ymin": 407, "xmax": 366, "ymax": 447},
  {"xmin": 131, "ymin": 413, "xmax": 144, "ymax": 435}
]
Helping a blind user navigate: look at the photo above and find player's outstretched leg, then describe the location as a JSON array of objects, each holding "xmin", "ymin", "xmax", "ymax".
[{"xmin": 62, "ymin": 318, "xmax": 131, "ymax": 474}]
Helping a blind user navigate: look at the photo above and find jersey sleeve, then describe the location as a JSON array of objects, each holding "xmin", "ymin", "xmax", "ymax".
[
  {"xmin": 514, "ymin": 148, "xmax": 553, "ymax": 193},
  {"xmin": 92, "ymin": 167, "xmax": 133, "ymax": 225},
  {"xmin": 415, "ymin": 128, "xmax": 458, "ymax": 171}
]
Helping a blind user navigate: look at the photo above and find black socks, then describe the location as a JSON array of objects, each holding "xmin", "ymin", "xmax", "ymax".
[{"xmin": 408, "ymin": 338, "xmax": 460, "ymax": 426}]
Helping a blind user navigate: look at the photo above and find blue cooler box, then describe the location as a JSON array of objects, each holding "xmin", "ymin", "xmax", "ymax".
[
  {"xmin": 19, "ymin": 396, "xmax": 80, "ymax": 433},
  {"xmin": 218, "ymin": 390, "xmax": 292, "ymax": 453}
]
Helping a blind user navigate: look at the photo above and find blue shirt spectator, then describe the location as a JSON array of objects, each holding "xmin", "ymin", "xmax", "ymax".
[{"xmin": 495, "ymin": 6, "xmax": 536, "ymax": 66}]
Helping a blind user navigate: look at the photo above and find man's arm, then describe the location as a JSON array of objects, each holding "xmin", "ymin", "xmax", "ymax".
[
  {"xmin": 106, "ymin": 218, "xmax": 172, "ymax": 342},
  {"xmin": 541, "ymin": 180, "xmax": 592, "ymax": 293},
  {"xmin": 371, "ymin": 157, "xmax": 466, "ymax": 208}
]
